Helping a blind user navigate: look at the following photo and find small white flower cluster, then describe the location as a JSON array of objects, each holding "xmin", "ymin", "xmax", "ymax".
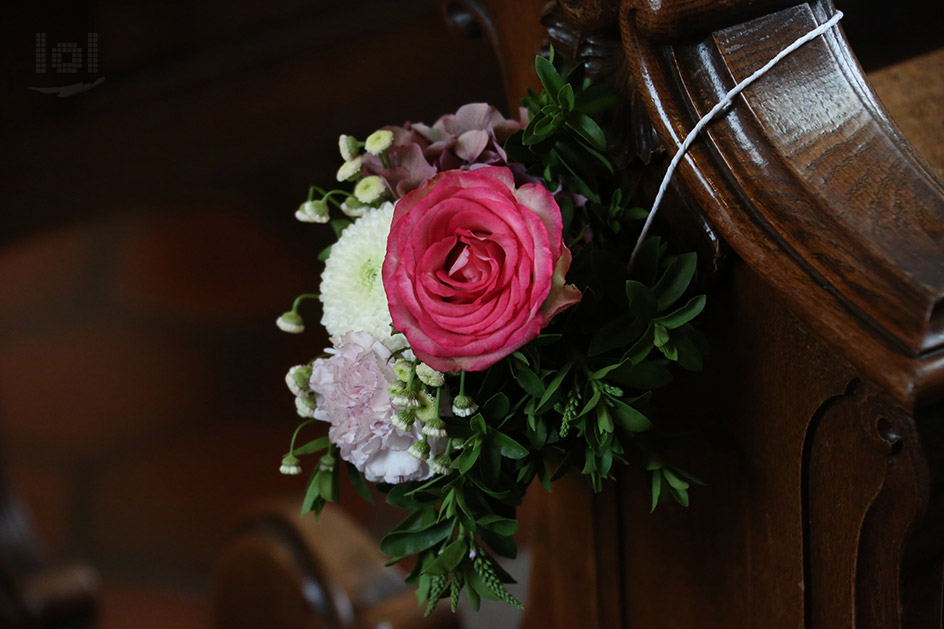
[
  {"xmin": 292, "ymin": 127, "xmax": 395, "ymax": 227},
  {"xmin": 335, "ymin": 129, "xmax": 394, "ymax": 207},
  {"xmin": 388, "ymin": 358, "xmax": 457, "ymax": 476}
]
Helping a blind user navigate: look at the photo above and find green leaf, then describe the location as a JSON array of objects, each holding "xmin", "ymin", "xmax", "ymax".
[
  {"xmin": 626, "ymin": 280, "xmax": 656, "ymax": 321},
  {"xmin": 653, "ymin": 322, "xmax": 669, "ymax": 348},
  {"xmin": 492, "ymin": 432, "xmax": 529, "ymax": 460},
  {"xmin": 508, "ymin": 358, "xmax": 544, "ymax": 398},
  {"xmin": 465, "ymin": 574, "xmax": 481, "ymax": 611},
  {"xmin": 535, "ymin": 55, "xmax": 564, "ymax": 102},
  {"xmin": 467, "ymin": 568, "xmax": 498, "ymax": 602},
  {"xmin": 650, "ymin": 472, "xmax": 662, "ymax": 513},
  {"xmin": 660, "ymin": 340, "xmax": 678, "ymax": 361},
  {"xmin": 522, "ymin": 112, "xmax": 549, "ymax": 146},
  {"xmin": 425, "ymin": 539, "xmax": 468, "ymax": 575},
  {"xmin": 481, "ymin": 441, "xmax": 502, "ymax": 485},
  {"xmin": 453, "ymin": 439, "xmax": 482, "ymax": 475},
  {"xmin": 417, "ymin": 573, "xmax": 432, "ymax": 604},
  {"xmin": 385, "ymin": 483, "xmax": 428, "ymax": 509},
  {"xmin": 469, "ymin": 474, "xmax": 512, "ymax": 500},
  {"xmin": 656, "ymin": 294, "xmax": 706, "ymax": 329},
  {"xmin": 558, "ymin": 83, "xmax": 575, "ymax": 111},
  {"xmin": 470, "ymin": 414, "xmax": 487, "ymax": 435},
  {"xmin": 670, "ymin": 485, "xmax": 690, "ymax": 507},
  {"xmin": 663, "ymin": 468, "xmax": 690, "ymax": 491},
  {"xmin": 477, "ymin": 515, "xmax": 519, "ymax": 537},
  {"xmin": 607, "ymin": 360, "xmax": 673, "ymax": 390},
  {"xmin": 535, "ymin": 360, "xmax": 574, "ymax": 414},
  {"xmin": 609, "ymin": 398, "xmax": 652, "ymax": 432},
  {"xmin": 532, "ymin": 111, "xmax": 562, "ymax": 139},
  {"xmin": 479, "ymin": 529, "xmax": 517, "ymax": 560},
  {"xmin": 575, "ymin": 382, "xmax": 602, "ymax": 419},
  {"xmin": 588, "ymin": 312, "xmax": 644, "ymax": 357},
  {"xmin": 589, "ymin": 358, "xmax": 628, "ymax": 381},
  {"xmin": 596, "ymin": 405, "xmax": 614, "ymax": 433},
  {"xmin": 483, "ymin": 393, "xmax": 510, "ymax": 420},
  {"xmin": 390, "ymin": 508, "xmax": 435, "ymax": 534},
  {"xmin": 573, "ymin": 83, "xmax": 619, "ymax": 114},
  {"xmin": 317, "ymin": 469, "xmax": 336, "ymax": 502},
  {"xmin": 330, "ymin": 218, "xmax": 352, "ymax": 240},
  {"xmin": 380, "ymin": 519, "xmax": 455, "ymax": 557},
  {"xmin": 654, "ymin": 252, "xmax": 697, "ymax": 312},
  {"xmin": 346, "ymin": 462, "xmax": 373, "ymax": 504},
  {"xmin": 565, "ymin": 112, "xmax": 606, "ymax": 151},
  {"xmin": 624, "ymin": 323, "xmax": 655, "ymax": 364},
  {"xmin": 624, "ymin": 206, "xmax": 650, "ymax": 221},
  {"xmin": 536, "ymin": 458, "xmax": 552, "ymax": 492},
  {"xmin": 630, "ymin": 237, "xmax": 662, "ymax": 286},
  {"xmin": 288, "ymin": 436, "xmax": 330, "ymax": 457},
  {"xmin": 300, "ymin": 469, "xmax": 321, "ymax": 515}
]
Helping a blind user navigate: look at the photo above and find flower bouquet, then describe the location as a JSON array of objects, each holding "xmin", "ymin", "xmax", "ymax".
[{"xmin": 277, "ymin": 51, "xmax": 706, "ymax": 614}]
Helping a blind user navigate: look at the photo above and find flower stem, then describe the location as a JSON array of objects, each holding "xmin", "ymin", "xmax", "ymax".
[
  {"xmin": 289, "ymin": 419, "xmax": 319, "ymax": 455},
  {"xmin": 291, "ymin": 293, "xmax": 320, "ymax": 313}
]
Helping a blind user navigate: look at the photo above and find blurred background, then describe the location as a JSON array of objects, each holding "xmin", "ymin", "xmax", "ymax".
[
  {"xmin": 0, "ymin": 1, "xmax": 505, "ymax": 626},
  {"xmin": 2, "ymin": 1, "xmax": 942, "ymax": 627}
]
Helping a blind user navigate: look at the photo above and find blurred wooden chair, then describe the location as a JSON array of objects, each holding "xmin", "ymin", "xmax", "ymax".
[
  {"xmin": 0, "ymin": 455, "xmax": 98, "ymax": 628},
  {"xmin": 212, "ymin": 501, "xmax": 458, "ymax": 629}
]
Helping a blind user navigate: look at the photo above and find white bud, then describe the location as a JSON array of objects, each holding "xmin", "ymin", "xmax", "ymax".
[
  {"xmin": 280, "ymin": 454, "xmax": 302, "ymax": 475},
  {"xmin": 295, "ymin": 200, "xmax": 330, "ymax": 223},
  {"xmin": 276, "ymin": 311, "xmax": 304, "ymax": 334},
  {"xmin": 336, "ymin": 156, "xmax": 364, "ymax": 182},
  {"xmin": 415, "ymin": 363, "xmax": 445, "ymax": 387},
  {"xmin": 354, "ymin": 176, "xmax": 385, "ymax": 203},
  {"xmin": 295, "ymin": 395, "xmax": 317, "ymax": 418},
  {"xmin": 340, "ymin": 197, "xmax": 367, "ymax": 218},
  {"xmin": 338, "ymin": 134, "xmax": 360, "ymax": 161}
]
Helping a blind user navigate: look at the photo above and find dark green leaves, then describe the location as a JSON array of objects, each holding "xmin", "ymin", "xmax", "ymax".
[
  {"xmin": 425, "ymin": 539, "xmax": 468, "ymax": 575},
  {"xmin": 380, "ymin": 519, "xmax": 455, "ymax": 557},
  {"xmin": 653, "ymin": 252, "xmax": 697, "ymax": 312}
]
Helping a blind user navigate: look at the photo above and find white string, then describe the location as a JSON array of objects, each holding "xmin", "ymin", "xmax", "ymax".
[{"xmin": 628, "ymin": 10, "xmax": 844, "ymax": 268}]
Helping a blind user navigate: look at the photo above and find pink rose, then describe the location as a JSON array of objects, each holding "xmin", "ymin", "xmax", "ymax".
[{"xmin": 382, "ymin": 167, "xmax": 581, "ymax": 372}]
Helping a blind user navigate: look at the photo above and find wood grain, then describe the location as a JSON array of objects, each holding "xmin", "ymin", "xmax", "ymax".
[{"xmin": 622, "ymin": 0, "xmax": 944, "ymax": 407}]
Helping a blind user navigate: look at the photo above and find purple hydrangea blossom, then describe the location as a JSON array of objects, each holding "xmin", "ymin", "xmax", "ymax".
[{"xmin": 362, "ymin": 103, "xmax": 524, "ymax": 198}]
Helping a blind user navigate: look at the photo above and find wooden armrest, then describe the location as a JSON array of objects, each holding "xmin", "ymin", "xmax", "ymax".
[{"xmin": 212, "ymin": 501, "xmax": 459, "ymax": 629}]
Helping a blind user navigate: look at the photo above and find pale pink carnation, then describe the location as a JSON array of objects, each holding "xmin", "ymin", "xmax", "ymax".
[{"xmin": 308, "ymin": 331, "xmax": 440, "ymax": 483}]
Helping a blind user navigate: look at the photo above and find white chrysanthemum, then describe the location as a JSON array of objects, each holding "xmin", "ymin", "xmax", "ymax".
[{"xmin": 320, "ymin": 202, "xmax": 395, "ymax": 338}]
